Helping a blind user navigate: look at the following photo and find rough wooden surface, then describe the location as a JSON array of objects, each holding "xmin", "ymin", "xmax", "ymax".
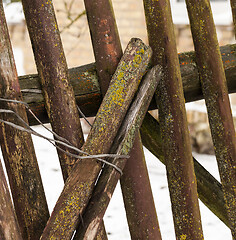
[
  {"xmin": 17, "ymin": 44, "xmax": 236, "ymax": 125},
  {"xmin": 40, "ymin": 38, "xmax": 152, "ymax": 239},
  {"xmin": 186, "ymin": 0, "xmax": 236, "ymax": 236},
  {"xmin": 74, "ymin": 66, "xmax": 162, "ymax": 239},
  {"xmin": 0, "ymin": 160, "xmax": 22, "ymax": 240},
  {"xmin": 140, "ymin": 112, "xmax": 230, "ymax": 228},
  {"xmin": 0, "ymin": 3, "xmax": 49, "ymax": 239},
  {"xmin": 144, "ymin": 0, "xmax": 204, "ymax": 238},
  {"xmin": 22, "ymin": 0, "xmax": 84, "ymax": 181},
  {"xmin": 84, "ymin": 0, "xmax": 161, "ymax": 238}
]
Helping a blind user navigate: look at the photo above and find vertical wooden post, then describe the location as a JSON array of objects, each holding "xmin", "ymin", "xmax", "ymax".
[
  {"xmin": 185, "ymin": 0, "xmax": 236, "ymax": 236},
  {"xmin": 84, "ymin": 0, "xmax": 162, "ymax": 238},
  {"xmin": 21, "ymin": 0, "xmax": 84, "ymax": 181},
  {"xmin": 143, "ymin": 0, "xmax": 204, "ymax": 239},
  {"xmin": 0, "ymin": 2, "xmax": 49, "ymax": 239},
  {"xmin": 0, "ymin": 160, "xmax": 23, "ymax": 240}
]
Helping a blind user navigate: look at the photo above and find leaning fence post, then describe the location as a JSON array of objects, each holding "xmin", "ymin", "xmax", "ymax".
[
  {"xmin": 0, "ymin": 2, "xmax": 49, "ymax": 239},
  {"xmin": 143, "ymin": 0, "xmax": 204, "ymax": 239},
  {"xmin": 40, "ymin": 38, "xmax": 152, "ymax": 239},
  {"xmin": 84, "ymin": 0, "xmax": 162, "ymax": 238},
  {"xmin": 21, "ymin": 0, "xmax": 84, "ymax": 181},
  {"xmin": 185, "ymin": 0, "xmax": 236, "ymax": 236},
  {"xmin": 74, "ymin": 66, "xmax": 162, "ymax": 239}
]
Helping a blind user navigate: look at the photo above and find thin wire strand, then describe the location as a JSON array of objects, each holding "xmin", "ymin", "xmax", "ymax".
[{"xmin": 0, "ymin": 98, "xmax": 126, "ymax": 173}]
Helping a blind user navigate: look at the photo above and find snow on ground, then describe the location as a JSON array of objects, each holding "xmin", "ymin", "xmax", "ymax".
[{"xmin": 25, "ymin": 124, "xmax": 232, "ymax": 240}]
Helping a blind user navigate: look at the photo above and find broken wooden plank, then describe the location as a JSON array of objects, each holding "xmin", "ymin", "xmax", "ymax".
[
  {"xmin": 143, "ymin": 0, "xmax": 204, "ymax": 238},
  {"xmin": 40, "ymin": 38, "xmax": 152, "ymax": 239},
  {"xmin": 74, "ymin": 65, "xmax": 162, "ymax": 240},
  {"xmin": 185, "ymin": 0, "xmax": 236, "ymax": 235},
  {"xmin": 0, "ymin": 2, "xmax": 49, "ymax": 239}
]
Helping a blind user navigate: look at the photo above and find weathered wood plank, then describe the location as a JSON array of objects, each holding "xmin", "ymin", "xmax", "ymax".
[
  {"xmin": 18, "ymin": 44, "xmax": 236, "ymax": 125},
  {"xmin": 143, "ymin": 0, "xmax": 204, "ymax": 238},
  {"xmin": 0, "ymin": 2, "xmax": 49, "ymax": 239},
  {"xmin": 40, "ymin": 38, "xmax": 152, "ymax": 239}
]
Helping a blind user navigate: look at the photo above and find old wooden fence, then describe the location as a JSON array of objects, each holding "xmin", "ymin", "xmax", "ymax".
[{"xmin": 0, "ymin": 0, "xmax": 235, "ymax": 239}]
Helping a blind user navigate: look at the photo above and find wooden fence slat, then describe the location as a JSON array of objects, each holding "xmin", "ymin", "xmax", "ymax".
[
  {"xmin": 185, "ymin": 0, "xmax": 236, "ymax": 236},
  {"xmin": 40, "ymin": 38, "xmax": 152, "ymax": 239},
  {"xmin": 140, "ymin": 112, "xmax": 230, "ymax": 228},
  {"xmin": 21, "ymin": 0, "xmax": 84, "ymax": 181},
  {"xmin": 143, "ymin": 0, "xmax": 204, "ymax": 239},
  {"xmin": 74, "ymin": 66, "xmax": 162, "ymax": 239},
  {"xmin": 17, "ymin": 44, "xmax": 236, "ymax": 125},
  {"xmin": 0, "ymin": 159, "xmax": 23, "ymax": 240},
  {"xmin": 0, "ymin": 2, "xmax": 49, "ymax": 239},
  {"xmin": 84, "ymin": 0, "xmax": 161, "ymax": 238}
]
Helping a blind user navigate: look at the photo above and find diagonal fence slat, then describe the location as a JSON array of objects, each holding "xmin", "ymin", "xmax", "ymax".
[
  {"xmin": 140, "ymin": 112, "xmax": 230, "ymax": 228},
  {"xmin": 41, "ymin": 39, "xmax": 152, "ymax": 239},
  {"xmin": 21, "ymin": 0, "xmax": 84, "ymax": 182},
  {"xmin": 83, "ymin": 0, "xmax": 162, "ymax": 238},
  {"xmin": 0, "ymin": 2, "xmax": 49, "ymax": 239},
  {"xmin": 185, "ymin": 0, "xmax": 236, "ymax": 236},
  {"xmin": 74, "ymin": 66, "xmax": 162, "ymax": 240},
  {"xmin": 143, "ymin": 0, "xmax": 204, "ymax": 239}
]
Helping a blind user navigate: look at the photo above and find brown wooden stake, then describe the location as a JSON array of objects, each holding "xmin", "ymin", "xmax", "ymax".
[
  {"xmin": 140, "ymin": 112, "xmax": 230, "ymax": 228},
  {"xmin": 185, "ymin": 0, "xmax": 236, "ymax": 236},
  {"xmin": 40, "ymin": 38, "xmax": 152, "ymax": 239},
  {"xmin": 84, "ymin": 0, "xmax": 162, "ymax": 237},
  {"xmin": 21, "ymin": 0, "xmax": 84, "ymax": 181},
  {"xmin": 0, "ymin": 159, "xmax": 23, "ymax": 240},
  {"xmin": 74, "ymin": 66, "xmax": 162, "ymax": 240},
  {"xmin": 143, "ymin": 0, "xmax": 204, "ymax": 239},
  {"xmin": 0, "ymin": 2, "xmax": 49, "ymax": 239}
]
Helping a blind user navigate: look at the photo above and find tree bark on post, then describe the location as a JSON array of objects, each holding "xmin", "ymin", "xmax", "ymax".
[
  {"xmin": 74, "ymin": 66, "xmax": 162, "ymax": 240},
  {"xmin": 0, "ymin": 160, "xmax": 23, "ymax": 240},
  {"xmin": 41, "ymin": 38, "xmax": 152, "ymax": 239},
  {"xmin": 143, "ymin": 0, "xmax": 204, "ymax": 239},
  {"xmin": 0, "ymin": 3, "xmax": 49, "ymax": 239},
  {"xmin": 185, "ymin": 0, "xmax": 236, "ymax": 236},
  {"xmin": 84, "ymin": 0, "xmax": 162, "ymax": 238},
  {"xmin": 21, "ymin": 0, "xmax": 84, "ymax": 181}
]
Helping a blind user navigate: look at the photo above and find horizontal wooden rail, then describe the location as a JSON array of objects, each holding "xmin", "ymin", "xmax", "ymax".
[{"xmin": 19, "ymin": 44, "xmax": 236, "ymax": 125}]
